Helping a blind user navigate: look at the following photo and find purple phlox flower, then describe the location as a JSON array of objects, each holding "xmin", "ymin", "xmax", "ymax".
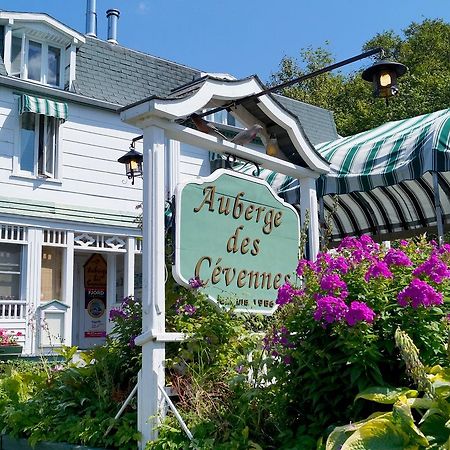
[
  {"xmin": 338, "ymin": 236, "xmax": 361, "ymax": 252},
  {"xmin": 314, "ymin": 296, "xmax": 349, "ymax": 325},
  {"xmin": 109, "ymin": 308, "xmax": 127, "ymax": 321},
  {"xmin": 235, "ymin": 364, "xmax": 244, "ymax": 374},
  {"xmin": 188, "ymin": 277, "xmax": 204, "ymax": 289},
  {"xmin": 359, "ymin": 235, "xmax": 380, "ymax": 252},
  {"xmin": 413, "ymin": 253, "xmax": 450, "ymax": 284},
  {"xmin": 263, "ymin": 326, "xmax": 295, "ymax": 352},
  {"xmin": 384, "ymin": 248, "xmax": 412, "ymax": 267},
  {"xmin": 121, "ymin": 296, "xmax": 134, "ymax": 307},
  {"xmin": 276, "ymin": 283, "xmax": 303, "ymax": 306},
  {"xmin": 182, "ymin": 304, "xmax": 197, "ymax": 316},
  {"xmin": 398, "ymin": 278, "xmax": 443, "ymax": 308},
  {"xmin": 128, "ymin": 335, "xmax": 137, "ymax": 347},
  {"xmin": 320, "ymin": 273, "xmax": 348, "ymax": 298},
  {"xmin": 345, "ymin": 301, "xmax": 375, "ymax": 326},
  {"xmin": 439, "ymin": 244, "xmax": 450, "ymax": 254},
  {"xmin": 399, "ymin": 240, "xmax": 409, "ymax": 247},
  {"xmin": 296, "ymin": 259, "xmax": 314, "ymax": 276},
  {"xmin": 283, "ymin": 355, "xmax": 292, "ymax": 365},
  {"xmin": 328, "ymin": 256, "xmax": 350, "ymax": 274},
  {"xmin": 364, "ymin": 261, "xmax": 393, "ymax": 282}
]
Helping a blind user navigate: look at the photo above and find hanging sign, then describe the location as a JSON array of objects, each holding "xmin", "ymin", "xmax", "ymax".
[
  {"xmin": 173, "ymin": 169, "xmax": 300, "ymax": 314},
  {"xmin": 83, "ymin": 254, "xmax": 107, "ymax": 338}
]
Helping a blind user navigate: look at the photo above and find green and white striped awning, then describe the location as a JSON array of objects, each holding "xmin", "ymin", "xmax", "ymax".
[
  {"xmin": 316, "ymin": 108, "xmax": 450, "ymax": 241},
  {"xmin": 236, "ymin": 108, "xmax": 450, "ymax": 242},
  {"xmin": 18, "ymin": 94, "xmax": 68, "ymax": 120}
]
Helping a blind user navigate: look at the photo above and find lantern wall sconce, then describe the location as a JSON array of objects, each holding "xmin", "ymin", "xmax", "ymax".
[
  {"xmin": 362, "ymin": 59, "xmax": 407, "ymax": 102},
  {"xmin": 117, "ymin": 144, "xmax": 143, "ymax": 185}
]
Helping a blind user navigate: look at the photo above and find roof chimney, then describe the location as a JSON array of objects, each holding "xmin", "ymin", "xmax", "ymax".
[
  {"xmin": 106, "ymin": 9, "xmax": 120, "ymax": 44},
  {"xmin": 85, "ymin": 0, "xmax": 97, "ymax": 37}
]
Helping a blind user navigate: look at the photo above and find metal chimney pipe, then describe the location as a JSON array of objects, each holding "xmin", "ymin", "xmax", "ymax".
[
  {"xmin": 85, "ymin": 0, "xmax": 97, "ymax": 37},
  {"xmin": 106, "ymin": 9, "xmax": 120, "ymax": 44}
]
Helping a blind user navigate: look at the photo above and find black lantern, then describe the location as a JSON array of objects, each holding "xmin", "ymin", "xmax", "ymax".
[
  {"xmin": 117, "ymin": 147, "xmax": 143, "ymax": 185},
  {"xmin": 362, "ymin": 60, "xmax": 407, "ymax": 100}
]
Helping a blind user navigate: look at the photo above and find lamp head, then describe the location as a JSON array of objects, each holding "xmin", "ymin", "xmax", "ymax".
[
  {"xmin": 118, "ymin": 147, "xmax": 143, "ymax": 185},
  {"xmin": 362, "ymin": 59, "xmax": 407, "ymax": 99}
]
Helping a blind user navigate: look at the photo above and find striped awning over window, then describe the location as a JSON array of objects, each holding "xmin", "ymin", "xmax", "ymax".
[
  {"xmin": 237, "ymin": 108, "xmax": 450, "ymax": 242},
  {"xmin": 18, "ymin": 94, "xmax": 68, "ymax": 120}
]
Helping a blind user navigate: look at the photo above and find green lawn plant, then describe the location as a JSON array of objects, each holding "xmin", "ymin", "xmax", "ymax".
[
  {"xmin": 326, "ymin": 329, "xmax": 450, "ymax": 449},
  {"xmin": 0, "ymin": 296, "xmax": 142, "ymax": 449}
]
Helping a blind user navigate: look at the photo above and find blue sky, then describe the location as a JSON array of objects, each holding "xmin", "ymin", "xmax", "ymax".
[{"xmin": 5, "ymin": 1, "xmax": 450, "ymax": 83}]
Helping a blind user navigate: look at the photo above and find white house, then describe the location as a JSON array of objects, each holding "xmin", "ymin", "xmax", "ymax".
[{"xmin": 0, "ymin": 6, "xmax": 338, "ymax": 354}]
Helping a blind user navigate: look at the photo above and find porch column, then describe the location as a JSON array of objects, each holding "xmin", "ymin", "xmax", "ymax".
[
  {"xmin": 106, "ymin": 253, "xmax": 117, "ymax": 334},
  {"xmin": 124, "ymin": 237, "xmax": 135, "ymax": 298},
  {"xmin": 62, "ymin": 231, "xmax": 74, "ymax": 346},
  {"xmin": 138, "ymin": 125, "xmax": 166, "ymax": 446},
  {"xmin": 299, "ymin": 177, "xmax": 320, "ymax": 261},
  {"xmin": 25, "ymin": 227, "xmax": 43, "ymax": 354}
]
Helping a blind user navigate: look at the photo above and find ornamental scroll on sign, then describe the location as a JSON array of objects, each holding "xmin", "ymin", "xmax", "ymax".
[{"xmin": 173, "ymin": 169, "xmax": 300, "ymax": 314}]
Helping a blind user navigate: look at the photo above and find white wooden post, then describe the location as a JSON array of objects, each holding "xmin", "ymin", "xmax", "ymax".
[
  {"xmin": 124, "ymin": 236, "xmax": 136, "ymax": 298},
  {"xmin": 106, "ymin": 253, "xmax": 117, "ymax": 334},
  {"xmin": 138, "ymin": 125, "xmax": 166, "ymax": 447},
  {"xmin": 62, "ymin": 231, "xmax": 74, "ymax": 346},
  {"xmin": 299, "ymin": 176, "xmax": 320, "ymax": 261}
]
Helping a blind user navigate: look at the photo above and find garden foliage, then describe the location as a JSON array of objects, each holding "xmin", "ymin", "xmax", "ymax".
[
  {"xmin": 151, "ymin": 235, "xmax": 449, "ymax": 449},
  {"xmin": 0, "ymin": 297, "xmax": 142, "ymax": 449}
]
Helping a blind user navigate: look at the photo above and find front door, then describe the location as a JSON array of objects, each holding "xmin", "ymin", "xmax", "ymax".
[{"xmin": 73, "ymin": 253, "xmax": 107, "ymax": 349}]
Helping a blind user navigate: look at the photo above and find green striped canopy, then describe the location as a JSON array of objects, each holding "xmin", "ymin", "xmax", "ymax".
[
  {"xmin": 316, "ymin": 108, "xmax": 450, "ymax": 196},
  {"xmin": 315, "ymin": 109, "xmax": 450, "ymax": 241},
  {"xmin": 238, "ymin": 108, "xmax": 450, "ymax": 242},
  {"xmin": 18, "ymin": 94, "xmax": 68, "ymax": 120}
]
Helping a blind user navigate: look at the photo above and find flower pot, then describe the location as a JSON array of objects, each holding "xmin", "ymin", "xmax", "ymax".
[{"xmin": 0, "ymin": 345, "xmax": 22, "ymax": 360}]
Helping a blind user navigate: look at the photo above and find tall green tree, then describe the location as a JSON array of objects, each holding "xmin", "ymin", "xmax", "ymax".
[{"xmin": 270, "ymin": 19, "xmax": 450, "ymax": 137}]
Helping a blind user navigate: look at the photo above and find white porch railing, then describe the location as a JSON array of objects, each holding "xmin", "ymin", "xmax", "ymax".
[{"xmin": 0, "ymin": 300, "xmax": 27, "ymax": 321}]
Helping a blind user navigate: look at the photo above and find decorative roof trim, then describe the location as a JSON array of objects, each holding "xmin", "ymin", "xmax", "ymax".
[
  {"xmin": 121, "ymin": 75, "xmax": 330, "ymax": 173},
  {"xmin": 0, "ymin": 12, "xmax": 85, "ymax": 45}
]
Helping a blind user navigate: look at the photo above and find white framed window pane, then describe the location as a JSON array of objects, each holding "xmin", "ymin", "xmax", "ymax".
[
  {"xmin": 28, "ymin": 40, "xmax": 42, "ymax": 81},
  {"xmin": 11, "ymin": 36, "xmax": 22, "ymax": 76},
  {"xmin": 45, "ymin": 118, "xmax": 56, "ymax": 175},
  {"xmin": 41, "ymin": 246, "xmax": 62, "ymax": 301},
  {"xmin": 20, "ymin": 113, "xmax": 36, "ymax": 173},
  {"xmin": 0, "ymin": 244, "xmax": 21, "ymax": 300},
  {"xmin": 47, "ymin": 46, "xmax": 61, "ymax": 86}
]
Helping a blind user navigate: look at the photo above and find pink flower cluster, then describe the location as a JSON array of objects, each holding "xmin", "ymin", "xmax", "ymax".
[
  {"xmin": 413, "ymin": 253, "xmax": 450, "ymax": 284},
  {"xmin": 384, "ymin": 248, "xmax": 412, "ymax": 267},
  {"xmin": 276, "ymin": 283, "xmax": 304, "ymax": 306},
  {"xmin": 313, "ymin": 296, "xmax": 375, "ymax": 327},
  {"xmin": 0, "ymin": 328, "xmax": 22, "ymax": 346},
  {"xmin": 398, "ymin": 278, "xmax": 443, "ymax": 308}
]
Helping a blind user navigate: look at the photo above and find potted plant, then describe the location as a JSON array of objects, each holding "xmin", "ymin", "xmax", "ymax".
[{"xmin": 0, "ymin": 329, "xmax": 23, "ymax": 358}]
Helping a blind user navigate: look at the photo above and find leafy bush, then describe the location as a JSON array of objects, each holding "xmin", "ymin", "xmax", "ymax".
[
  {"xmin": 0, "ymin": 297, "xmax": 143, "ymax": 449},
  {"xmin": 258, "ymin": 235, "xmax": 450, "ymax": 445},
  {"xmin": 326, "ymin": 329, "xmax": 450, "ymax": 449}
]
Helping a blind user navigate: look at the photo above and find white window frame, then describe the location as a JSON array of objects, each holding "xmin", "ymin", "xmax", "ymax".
[
  {"xmin": 0, "ymin": 242, "xmax": 25, "ymax": 302},
  {"xmin": 13, "ymin": 112, "xmax": 63, "ymax": 181},
  {"xmin": 10, "ymin": 32, "xmax": 64, "ymax": 89}
]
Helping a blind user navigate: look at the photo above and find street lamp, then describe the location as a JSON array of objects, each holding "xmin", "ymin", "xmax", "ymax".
[
  {"xmin": 117, "ymin": 146, "xmax": 143, "ymax": 185},
  {"xmin": 362, "ymin": 59, "xmax": 407, "ymax": 100}
]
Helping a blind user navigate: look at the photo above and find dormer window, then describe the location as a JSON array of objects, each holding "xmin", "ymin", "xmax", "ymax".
[
  {"xmin": 0, "ymin": 12, "xmax": 85, "ymax": 91},
  {"xmin": 11, "ymin": 35, "xmax": 63, "ymax": 87}
]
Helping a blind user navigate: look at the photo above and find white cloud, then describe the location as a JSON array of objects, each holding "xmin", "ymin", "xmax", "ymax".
[{"xmin": 138, "ymin": 1, "xmax": 150, "ymax": 13}]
